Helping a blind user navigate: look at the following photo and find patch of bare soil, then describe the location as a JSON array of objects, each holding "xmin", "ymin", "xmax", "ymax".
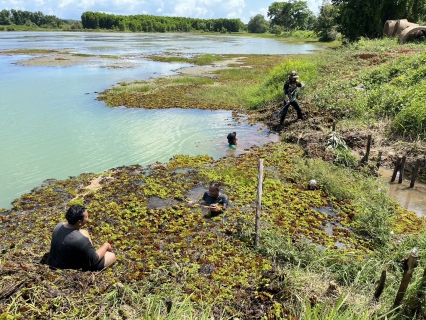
[{"xmin": 0, "ymin": 50, "xmax": 141, "ymax": 68}]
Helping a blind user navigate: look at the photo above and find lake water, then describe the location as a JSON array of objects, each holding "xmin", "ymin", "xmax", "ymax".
[{"xmin": 0, "ymin": 32, "xmax": 322, "ymax": 209}]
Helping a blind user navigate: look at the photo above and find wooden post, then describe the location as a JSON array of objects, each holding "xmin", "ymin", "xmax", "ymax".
[
  {"xmin": 255, "ymin": 159, "xmax": 264, "ymax": 248},
  {"xmin": 361, "ymin": 134, "xmax": 372, "ymax": 163},
  {"xmin": 391, "ymin": 157, "xmax": 401, "ymax": 182},
  {"xmin": 409, "ymin": 159, "xmax": 421, "ymax": 188},
  {"xmin": 165, "ymin": 297, "xmax": 173, "ymax": 313},
  {"xmin": 376, "ymin": 151, "xmax": 383, "ymax": 170},
  {"xmin": 398, "ymin": 156, "xmax": 407, "ymax": 184},
  {"xmin": 393, "ymin": 249, "xmax": 418, "ymax": 308},
  {"xmin": 332, "ymin": 122, "xmax": 336, "ymax": 132},
  {"xmin": 373, "ymin": 270, "xmax": 387, "ymax": 301}
]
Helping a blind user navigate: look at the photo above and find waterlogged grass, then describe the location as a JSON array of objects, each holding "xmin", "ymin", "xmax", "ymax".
[
  {"xmin": 1, "ymin": 143, "xmax": 425, "ymax": 319},
  {"xmin": 148, "ymin": 53, "xmax": 223, "ymax": 65},
  {"xmin": 72, "ymin": 53, "xmax": 93, "ymax": 57},
  {"xmin": 2, "ymin": 49, "xmax": 58, "ymax": 54},
  {"xmin": 100, "ymin": 54, "xmax": 119, "ymax": 59},
  {"xmin": 99, "ymin": 54, "xmax": 293, "ymax": 110}
]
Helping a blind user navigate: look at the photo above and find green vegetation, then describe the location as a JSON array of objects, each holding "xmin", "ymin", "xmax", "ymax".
[
  {"xmin": 332, "ymin": 0, "xmax": 426, "ymax": 41},
  {"xmin": 1, "ymin": 49, "xmax": 58, "ymax": 54},
  {"xmin": 268, "ymin": 1, "xmax": 316, "ymax": 32},
  {"xmin": 148, "ymin": 53, "xmax": 222, "ymax": 65},
  {"xmin": 1, "ymin": 143, "xmax": 424, "ymax": 319},
  {"xmin": 0, "ymin": 9, "xmax": 69, "ymax": 29},
  {"xmin": 81, "ymin": 11, "xmax": 245, "ymax": 33}
]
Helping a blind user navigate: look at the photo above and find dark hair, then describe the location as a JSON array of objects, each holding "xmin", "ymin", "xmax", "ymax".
[
  {"xmin": 227, "ymin": 132, "xmax": 236, "ymax": 144},
  {"xmin": 209, "ymin": 181, "xmax": 221, "ymax": 191},
  {"xmin": 66, "ymin": 204, "xmax": 86, "ymax": 225}
]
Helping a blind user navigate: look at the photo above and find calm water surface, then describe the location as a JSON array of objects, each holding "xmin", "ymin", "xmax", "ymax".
[{"xmin": 1, "ymin": 32, "xmax": 324, "ymax": 209}]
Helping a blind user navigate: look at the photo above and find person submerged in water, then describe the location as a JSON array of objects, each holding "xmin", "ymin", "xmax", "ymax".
[
  {"xmin": 227, "ymin": 132, "xmax": 238, "ymax": 149},
  {"xmin": 187, "ymin": 181, "xmax": 229, "ymax": 217},
  {"xmin": 201, "ymin": 181, "xmax": 229, "ymax": 217}
]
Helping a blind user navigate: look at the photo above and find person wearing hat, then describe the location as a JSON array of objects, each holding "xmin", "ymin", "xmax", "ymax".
[
  {"xmin": 280, "ymin": 71, "xmax": 305, "ymax": 125},
  {"xmin": 227, "ymin": 132, "xmax": 238, "ymax": 150}
]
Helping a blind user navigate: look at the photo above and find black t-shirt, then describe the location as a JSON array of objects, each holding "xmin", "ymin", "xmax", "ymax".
[
  {"xmin": 202, "ymin": 192, "xmax": 229, "ymax": 208},
  {"xmin": 48, "ymin": 223, "xmax": 99, "ymax": 270}
]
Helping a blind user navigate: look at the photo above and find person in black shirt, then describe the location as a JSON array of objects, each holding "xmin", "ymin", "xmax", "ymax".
[
  {"xmin": 48, "ymin": 205, "xmax": 116, "ymax": 271},
  {"xmin": 187, "ymin": 181, "xmax": 229, "ymax": 216},
  {"xmin": 280, "ymin": 71, "xmax": 305, "ymax": 125},
  {"xmin": 201, "ymin": 181, "xmax": 229, "ymax": 216}
]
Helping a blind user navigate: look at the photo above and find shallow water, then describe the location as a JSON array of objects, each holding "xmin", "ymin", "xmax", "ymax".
[
  {"xmin": 1, "ymin": 32, "xmax": 322, "ymax": 209},
  {"xmin": 379, "ymin": 168, "xmax": 426, "ymax": 217}
]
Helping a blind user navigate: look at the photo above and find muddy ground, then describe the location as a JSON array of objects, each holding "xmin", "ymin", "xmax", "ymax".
[{"xmin": 247, "ymin": 100, "xmax": 426, "ymax": 183}]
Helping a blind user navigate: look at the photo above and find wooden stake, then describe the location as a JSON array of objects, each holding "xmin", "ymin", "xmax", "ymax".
[
  {"xmin": 166, "ymin": 297, "xmax": 173, "ymax": 313},
  {"xmin": 255, "ymin": 159, "xmax": 264, "ymax": 248},
  {"xmin": 332, "ymin": 122, "xmax": 336, "ymax": 132},
  {"xmin": 410, "ymin": 159, "xmax": 421, "ymax": 188},
  {"xmin": 361, "ymin": 134, "xmax": 372, "ymax": 163},
  {"xmin": 391, "ymin": 157, "xmax": 401, "ymax": 182},
  {"xmin": 393, "ymin": 249, "xmax": 418, "ymax": 308},
  {"xmin": 376, "ymin": 151, "xmax": 383, "ymax": 170},
  {"xmin": 373, "ymin": 270, "xmax": 387, "ymax": 301},
  {"xmin": 398, "ymin": 156, "xmax": 407, "ymax": 184}
]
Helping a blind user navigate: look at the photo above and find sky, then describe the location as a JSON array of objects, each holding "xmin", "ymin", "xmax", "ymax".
[{"xmin": 1, "ymin": 0, "xmax": 322, "ymax": 23}]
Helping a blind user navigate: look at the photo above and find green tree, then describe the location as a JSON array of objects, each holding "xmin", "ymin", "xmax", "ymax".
[
  {"xmin": 332, "ymin": 0, "xmax": 426, "ymax": 41},
  {"xmin": 313, "ymin": 0, "xmax": 339, "ymax": 40},
  {"xmin": 71, "ymin": 21, "xmax": 83, "ymax": 30},
  {"xmin": 0, "ymin": 9, "xmax": 12, "ymax": 25},
  {"xmin": 247, "ymin": 14, "xmax": 269, "ymax": 33},
  {"xmin": 268, "ymin": 1, "xmax": 314, "ymax": 31},
  {"xmin": 332, "ymin": 0, "xmax": 384, "ymax": 41}
]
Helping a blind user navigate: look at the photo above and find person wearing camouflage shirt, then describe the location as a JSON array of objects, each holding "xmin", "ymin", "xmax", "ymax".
[{"xmin": 280, "ymin": 71, "xmax": 305, "ymax": 125}]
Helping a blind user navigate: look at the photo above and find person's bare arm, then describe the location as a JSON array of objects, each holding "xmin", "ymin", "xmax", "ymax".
[{"xmin": 96, "ymin": 242, "xmax": 113, "ymax": 263}]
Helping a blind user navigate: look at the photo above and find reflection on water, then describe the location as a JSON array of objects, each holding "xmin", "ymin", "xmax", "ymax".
[{"xmin": 379, "ymin": 168, "xmax": 426, "ymax": 217}]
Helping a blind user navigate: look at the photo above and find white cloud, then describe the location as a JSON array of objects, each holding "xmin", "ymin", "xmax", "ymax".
[{"xmin": 0, "ymin": 0, "xmax": 320, "ymax": 22}]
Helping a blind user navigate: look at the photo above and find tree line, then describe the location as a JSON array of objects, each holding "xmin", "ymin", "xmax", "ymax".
[
  {"xmin": 2, "ymin": 0, "xmax": 426, "ymax": 42},
  {"xmin": 81, "ymin": 11, "xmax": 245, "ymax": 33},
  {"xmin": 0, "ymin": 9, "xmax": 64, "ymax": 28}
]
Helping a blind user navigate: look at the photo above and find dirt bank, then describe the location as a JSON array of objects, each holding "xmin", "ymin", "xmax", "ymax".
[{"xmin": 248, "ymin": 101, "xmax": 426, "ymax": 183}]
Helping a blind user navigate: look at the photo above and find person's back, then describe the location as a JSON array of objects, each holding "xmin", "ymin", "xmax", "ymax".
[
  {"xmin": 48, "ymin": 205, "xmax": 116, "ymax": 271},
  {"xmin": 48, "ymin": 222, "xmax": 99, "ymax": 270}
]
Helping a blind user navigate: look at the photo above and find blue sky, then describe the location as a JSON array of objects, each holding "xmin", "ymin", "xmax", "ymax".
[{"xmin": 1, "ymin": 0, "xmax": 322, "ymax": 23}]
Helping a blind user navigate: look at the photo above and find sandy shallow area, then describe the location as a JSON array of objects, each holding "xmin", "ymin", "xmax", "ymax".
[{"xmin": 0, "ymin": 49, "xmax": 248, "ymax": 74}]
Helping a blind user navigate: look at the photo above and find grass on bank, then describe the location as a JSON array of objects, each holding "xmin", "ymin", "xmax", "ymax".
[
  {"xmin": 148, "ymin": 53, "xmax": 223, "ymax": 65},
  {"xmin": 1, "ymin": 143, "xmax": 425, "ymax": 319}
]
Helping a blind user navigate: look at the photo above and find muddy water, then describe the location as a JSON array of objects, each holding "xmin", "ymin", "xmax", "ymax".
[{"xmin": 379, "ymin": 168, "xmax": 426, "ymax": 217}]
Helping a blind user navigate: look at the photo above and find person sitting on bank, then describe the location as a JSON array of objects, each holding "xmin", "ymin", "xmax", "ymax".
[
  {"xmin": 48, "ymin": 204, "xmax": 116, "ymax": 271},
  {"xmin": 227, "ymin": 132, "xmax": 238, "ymax": 150}
]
